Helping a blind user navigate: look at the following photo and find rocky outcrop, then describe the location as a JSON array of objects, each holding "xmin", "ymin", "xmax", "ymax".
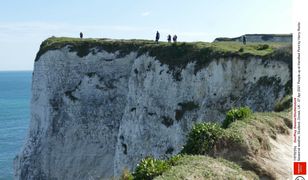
[{"xmin": 14, "ymin": 38, "xmax": 292, "ymax": 179}]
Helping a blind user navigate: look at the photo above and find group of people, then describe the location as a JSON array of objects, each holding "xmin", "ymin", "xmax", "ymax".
[
  {"xmin": 79, "ymin": 31, "xmax": 178, "ymax": 44},
  {"xmin": 155, "ymin": 31, "xmax": 177, "ymax": 43},
  {"xmin": 80, "ymin": 32, "xmax": 247, "ymax": 45}
]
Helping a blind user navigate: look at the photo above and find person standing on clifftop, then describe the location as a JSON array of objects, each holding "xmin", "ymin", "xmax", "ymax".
[
  {"xmin": 155, "ymin": 31, "xmax": 160, "ymax": 43},
  {"xmin": 173, "ymin": 35, "xmax": 177, "ymax": 43},
  {"xmin": 242, "ymin": 35, "xmax": 246, "ymax": 45},
  {"xmin": 80, "ymin": 32, "xmax": 83, "ymax": 39},
  {"xmin": 167, "ymin": 34, "xmax": 171, "ymax": 42}
]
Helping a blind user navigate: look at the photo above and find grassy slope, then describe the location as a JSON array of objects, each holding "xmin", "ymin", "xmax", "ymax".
[
  {"xmin": 155, "ymin": 155, "xmax": 258, "ymax": 180},
  {"xmin": 155, "ymin": 109, "xmax": 291, "ymax": 180},
  {"xmin": 215, "ymin": 110, "xmax": 291, "ymax": 179}
]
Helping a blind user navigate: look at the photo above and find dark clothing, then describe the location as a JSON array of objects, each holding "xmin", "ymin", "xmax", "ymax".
[
  {"xmin": 80, "ymin": 32, "xmax": 83, "ymax": 39},
  {"xmin": 155, "ymin": 31, "xmax": 160, "ymax": 43},
  {"xmin": 243, "ymin": 36, "xmax": 246, "ymax": 45},
  {"xmin": 167, "ymin": 35, "xmax": 171, "ymax": 42},
  {"xmin": 173, "ymin": 35, "xmax": 177, "ymax": 43}
]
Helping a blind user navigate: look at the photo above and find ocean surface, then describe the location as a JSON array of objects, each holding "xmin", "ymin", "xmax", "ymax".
[{"xmin": 0, "ymin": 71, "xmax": 32, "ymax": 180}]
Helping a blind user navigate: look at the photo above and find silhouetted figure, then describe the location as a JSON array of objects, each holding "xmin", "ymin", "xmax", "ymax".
[
  {"xmin": 80, "ymin": 32, "xmax": 83, "ymax": 39},
  {"xmin": 167, "ymin": 34, "xmax": 171, "ymax": 42},
  {"xmin": 155, "ymin": 31, "xmax": 160, "ymax": 43},
  {"xmin": 173, "ymin": 35, "xmax": 177, "ymax": 43},
  {"xmin": 242, "ymin": 35, "xmax": 246, "ymax": 45}
]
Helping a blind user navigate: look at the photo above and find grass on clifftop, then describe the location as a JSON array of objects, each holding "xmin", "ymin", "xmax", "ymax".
[{"xmin": 35, "ymin": 37, "xmax": 292, "ymax": 79}]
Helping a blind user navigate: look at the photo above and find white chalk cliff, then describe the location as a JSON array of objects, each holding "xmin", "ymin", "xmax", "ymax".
[{"xmin": 14, "ymin": 38, "xmax": 292, "ymax": 179}]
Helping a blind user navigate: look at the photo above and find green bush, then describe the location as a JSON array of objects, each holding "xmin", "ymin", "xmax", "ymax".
[
  {"xmin": 181, "ymin": 123, "xmax": 224, "ymax": 155},
  {"xmin": 222, "ymin": 107, "xmax": 252, "ymax": 128},
  {"xmin": 133, "ymin": 157, "xmax": 170, "ymax": 180}
]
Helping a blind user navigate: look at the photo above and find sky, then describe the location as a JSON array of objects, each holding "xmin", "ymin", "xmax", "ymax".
[{"xmin": 0, "ymin": 0, "xmax": 292, "ymax": 70}]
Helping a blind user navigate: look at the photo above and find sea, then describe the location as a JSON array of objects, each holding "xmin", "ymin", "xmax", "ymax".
[{"xmin": 0, "ymin": 71, "xmax": 32, "ymax": 180}]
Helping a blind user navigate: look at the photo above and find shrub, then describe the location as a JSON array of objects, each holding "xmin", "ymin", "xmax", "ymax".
[
  {"xmin": 222, "ymin": 107, "xmax": 252, "ymax": 128},
  {"xmin": 181, "ymin": 123, "xmax": 224, "ymax": 155},
  {"xmin": 133, "ymin": 157, "xmax": 170, "ymax": 180},
  {"xmin": 274, "ymin": 95, "xmax": 292, "ymax": 112}
]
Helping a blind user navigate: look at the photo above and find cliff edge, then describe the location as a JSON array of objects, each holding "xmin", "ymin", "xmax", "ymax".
[{"xmin": 14, "ymin": 37, "xmax": 292, "ymax": 179}]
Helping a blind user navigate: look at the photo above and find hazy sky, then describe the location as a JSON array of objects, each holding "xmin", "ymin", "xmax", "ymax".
[{"xmin": 0, "ymin": 0, "xmax": 292, "ymax": 70}]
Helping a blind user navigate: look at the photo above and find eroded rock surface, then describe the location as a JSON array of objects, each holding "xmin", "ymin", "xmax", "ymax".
[{"xmin": 14, "ymin": 41, "xmax": 291, "ymax": 179}]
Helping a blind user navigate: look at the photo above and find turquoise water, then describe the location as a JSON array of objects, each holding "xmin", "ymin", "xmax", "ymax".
[{"xmin": 0, "ymin": 71, "xmax": 31, "ymax": 180}]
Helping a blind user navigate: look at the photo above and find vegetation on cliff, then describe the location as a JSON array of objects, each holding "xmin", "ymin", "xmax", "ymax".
[
  {"xmin": 222, "ymin": 106, "xmax": 252, "ymax": 128},
  {"xmin": 155, "ymin": 155, "xmax": 258, "ymax": 180},
  {"xmin": 32, "ymin": 37, "xmax": 293, "ymax": 179},
  {"xmin": 123, "ymin": 106, "xmax": 291, "ymax": 180},
  {"xmin": 35, "ymin": 37, "xmax": 291, "ymax": 73},
  {"xmin": 35, "ymin": 37, "xmax": 291, "ymax": 82}
]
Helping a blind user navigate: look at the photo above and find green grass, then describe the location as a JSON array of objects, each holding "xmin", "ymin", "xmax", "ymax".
[
  {"xmin": 211, "ymin": 109, "xmax": 291, "ymax": 179},
  {"xmin": 177, "ymin": 108, "xmax": 291, "ymax": 179},
  {"xmin": 154, "ymin": 155, "xmax": 258, "ymax": 180},
  {"xmin": 35, "ymin": 37, "xmax": 154, "ymax": 62},
  {"xmin": 214, "ymin": 109, "xmax": 291, "ymax": 157},
  {"xmin": 124, "ymin": 109, "xmax": 291, "ymax": 180},
  {"xmin": 180, "ymin": 106, "xmax": 290, "ymax": 158},
  {"xmin": 130, "ymin": 155, "xmax": 258, "ymax": 180},
  {"xmin": 35, "ymin": 37, "xmax": 292, "ymax": 80}
]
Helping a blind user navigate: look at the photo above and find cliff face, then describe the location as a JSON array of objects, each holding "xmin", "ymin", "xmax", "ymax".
[{"xmin": 14, "ymin": 38, "xmax": 291, "ymax": 179}]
